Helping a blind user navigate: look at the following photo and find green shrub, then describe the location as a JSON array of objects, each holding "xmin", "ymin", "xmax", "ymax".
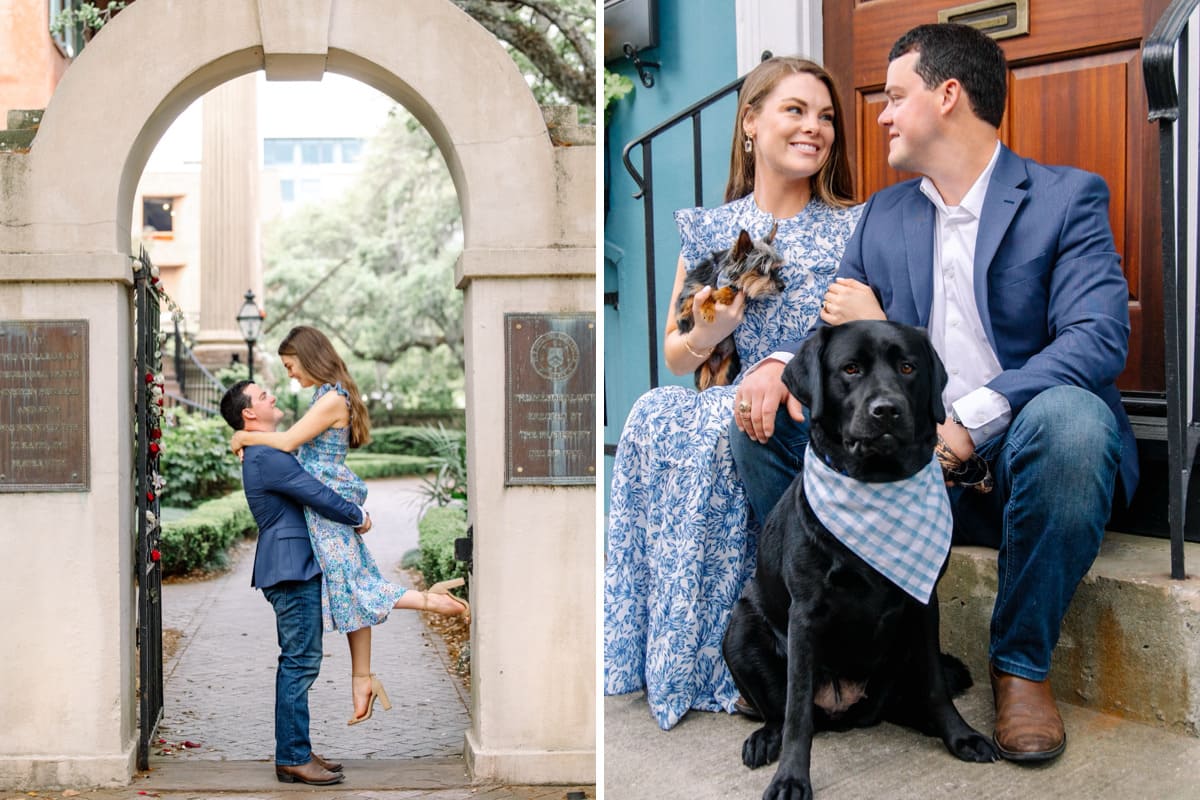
[
  {"xmin": 345, "ymin": 452, "xmax": 435, "ymax": 479},
  {"xmin": 160, "ymin": 491, "xmax": 255, "ymax": 576},
  {"xmin": 363, "ymin": 425, "xmax": 467, "ymax": 457},
  {"xmin": 412, "ymin": 425, "xmax": 468, "ymax": 508},
  {"xmin": 160, "ymin": 410, "xmax": 242, "ymax": 508},
  {"xmin": 417, "ymin": 505, "xmax": 468, "ymax": 589}
]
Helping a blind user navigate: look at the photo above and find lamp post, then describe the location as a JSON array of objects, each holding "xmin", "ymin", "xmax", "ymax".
[{"xmin": 236, "ymin": 289, "xmax": 264, "ymax": 382}]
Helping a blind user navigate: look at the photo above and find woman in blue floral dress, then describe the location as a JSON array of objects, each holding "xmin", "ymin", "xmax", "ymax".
[
  {"xmin": 604, "ymin": 57, "xmax": 863, "ymax": 729},
  {"xmin": 232, "ymin": 326, "xmax": 468, "ymax": 725}
]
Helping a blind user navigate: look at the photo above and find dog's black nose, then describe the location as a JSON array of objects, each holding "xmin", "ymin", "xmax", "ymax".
[{"xmin": 868, "ymin": 398, "xmax": 901, "ymax": 422}]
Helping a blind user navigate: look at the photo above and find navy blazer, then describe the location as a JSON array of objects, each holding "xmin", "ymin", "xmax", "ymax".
[
  {"xmin": 240, "ymin": 444, "xmax": 364, "ymax": 589},
  {"xmin": 825, "ymin": 145, "xmax": 1137, "ymax": 501}
]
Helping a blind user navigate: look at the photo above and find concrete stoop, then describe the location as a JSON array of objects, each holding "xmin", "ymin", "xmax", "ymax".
[{"xmin": 939, "ymin": 531, "xmax": 1200, "ymax": 736}]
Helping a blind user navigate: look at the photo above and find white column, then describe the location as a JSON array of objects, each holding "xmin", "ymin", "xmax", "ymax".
[
  {"xmin": 735, "ymin": 0, "xmax": 823, "ymax": 74},
  {"xmin": 197, "ymin": 74, "xmax": 260, "ymax": 347}
]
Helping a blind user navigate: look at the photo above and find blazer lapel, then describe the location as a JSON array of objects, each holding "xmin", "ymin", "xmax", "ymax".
[
  {"xmin": 974, "ymin": 146, "xmax": 1029, "ymax": 347},
  {"xmin": 903, "ymin": 189, "xmax": 936, "ymax": 327}
]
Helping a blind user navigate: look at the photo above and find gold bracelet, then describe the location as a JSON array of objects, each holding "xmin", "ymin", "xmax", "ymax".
[{"xmin": 682, "ymin": 333, "xmax": 713, "ymax": 359}]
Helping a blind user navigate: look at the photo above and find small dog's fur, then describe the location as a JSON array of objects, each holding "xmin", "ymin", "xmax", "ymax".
[
  {"xmin": 676, "ymin": 226, "xmax": 784, "ymax": 390},
  {"xmin": 723, "ymin": 320, "xmax": 998, "ymax": 800}
]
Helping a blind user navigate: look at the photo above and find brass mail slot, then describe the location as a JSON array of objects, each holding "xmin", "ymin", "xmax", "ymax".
[{"xmin": 938, "ymin": 0, "xmax": 1029, "ymax": 41}]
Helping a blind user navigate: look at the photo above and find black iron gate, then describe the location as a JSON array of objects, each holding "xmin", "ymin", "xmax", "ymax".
[{"xmin": 132, "ymin": 248, "xmax": 164, "ymax": 769}]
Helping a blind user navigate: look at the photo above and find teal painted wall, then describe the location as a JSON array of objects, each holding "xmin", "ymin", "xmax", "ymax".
[{"xmin": 603, "ymin": 0, "xmax": 739, "ymax": 506}]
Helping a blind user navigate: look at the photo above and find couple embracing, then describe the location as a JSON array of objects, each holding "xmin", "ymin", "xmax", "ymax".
[{"xmin": 218, "ymin": 325, "xmax": 469, "ymax": 785}]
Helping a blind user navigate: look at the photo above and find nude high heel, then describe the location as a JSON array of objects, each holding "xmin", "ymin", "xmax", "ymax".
[
  {"xmin": 423, "ymin": 578, "xmax": 470, "ymax": 620},
  {"xmin": 347, "ymin": 673, "xmax": 392, "ymax": 726}
]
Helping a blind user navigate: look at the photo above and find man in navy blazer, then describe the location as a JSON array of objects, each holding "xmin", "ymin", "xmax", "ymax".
[
  {"xmin": 220, "ymin": 379, "xmax": 370, "ymax": 785},
  {"xmin": 731, "ymin": 23, "xmax": 1135, "ymax": 763}
]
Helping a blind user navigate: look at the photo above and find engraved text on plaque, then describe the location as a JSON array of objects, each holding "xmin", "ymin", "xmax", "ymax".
[
  {"xmin": 505, "ymin": 313, "xmax": 595, "ymax": 485},
  {"xmin": 0, "ymin": 321, "xmax": 89, "ymax": 491}
]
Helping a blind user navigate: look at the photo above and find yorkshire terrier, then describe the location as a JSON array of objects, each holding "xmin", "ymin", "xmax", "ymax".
[{"xmin": 675, "ymin": 224, "xmax": 784, "ymax": 390}]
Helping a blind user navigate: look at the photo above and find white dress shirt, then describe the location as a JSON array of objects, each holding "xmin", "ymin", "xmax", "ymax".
[
  {"xmin": 758, "ymin": 143, "xmax": 1012, "ymax": 445},
  {"xmin": 921, "ymin": 141, "xmax": 1011, "ymax": 444}
]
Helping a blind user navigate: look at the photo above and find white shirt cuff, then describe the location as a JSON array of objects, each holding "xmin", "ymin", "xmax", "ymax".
[
  {"xmin": 951, "ymin": 388, "xmax": 1011, "ymax": 445},
  {"xmin": 745, "ymin": 351, "xmax": 795, "ymax": 374}
]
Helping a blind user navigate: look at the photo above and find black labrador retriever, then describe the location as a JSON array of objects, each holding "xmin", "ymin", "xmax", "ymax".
[{"xmin": 724, "ymin": 320, "xmax": 998, "ymax": 800}]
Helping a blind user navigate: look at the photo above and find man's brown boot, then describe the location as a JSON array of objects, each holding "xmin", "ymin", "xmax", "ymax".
[
  {"xmin": 989, "ymin": 664, "xmax": 1066, "ymax": 762},
  {"xmin": 311, "ymin": 753, "xmax": 343, "ymax": 774},
  {"xmin": 275, "ymin": 758, "xmax": 344, "ymax": 785}
]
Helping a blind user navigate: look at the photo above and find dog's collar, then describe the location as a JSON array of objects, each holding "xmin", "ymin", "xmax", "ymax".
[
  {"xmin": 818, "ymin": 449, "xmax": 850, "ymax": 477},
  {"xmin": 802, "ymin": 451, "xmax": 953, "ymax": 604}
]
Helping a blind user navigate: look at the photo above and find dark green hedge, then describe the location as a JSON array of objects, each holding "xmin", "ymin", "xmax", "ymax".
[
  {"xmin": 344, "ymin": 452, "xmax": 434, "ymax": 479},
  {"xmin": 417, "ymin": 505, "xmax": 469, "ymax": 588},
  {"xmin": 159, "ymin": 491, "xmax": 255, "ymax": 576},
  {"xmin": 362, "ymin": 425, "xmax": 467, "ymax": 458}
]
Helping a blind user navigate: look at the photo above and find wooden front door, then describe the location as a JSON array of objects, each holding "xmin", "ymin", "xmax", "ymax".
[{"xmin": 823, "ymin": 0, "xmax": 1170, "ymax": 392}]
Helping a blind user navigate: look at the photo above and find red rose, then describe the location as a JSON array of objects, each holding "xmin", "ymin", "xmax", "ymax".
[
  {"xmin": 150, "ymin": 549, "xmax": 161, "ymax": 562},
  {"xmin": 146, "ymin": 490, "xmax": 155, "ymax": 502},
  {"xmin": 151, "ymin": 428, "xmax": 162, "ymax": 439},
  {"xmin": 149, "ymin": 442, "xmax": 160, "ymax": 456},
  {"xmin": 145, "ymin": 372, "xmax": 154, "ymax": 384}
]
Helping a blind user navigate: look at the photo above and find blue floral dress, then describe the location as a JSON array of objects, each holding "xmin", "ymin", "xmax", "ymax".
[
  {"xmin": 297, "ymin": 383, "xmax": 407, "ymax": 633},
  {"xmin": 604, "ymin": 194, "xmax": 862, "ymax": 729}
]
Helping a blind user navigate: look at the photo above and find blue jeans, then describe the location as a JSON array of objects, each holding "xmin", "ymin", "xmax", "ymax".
[
  {"xmin": 261, "ymin": 577, "xmax": 323, "ymax": 766},
  {"xmin": 731, "ymin": 385, "xmax": 1120, "ymax": 681},
  {"xmin": 729, "ymin": 406, "xmax": 811, "ymax": 529}
]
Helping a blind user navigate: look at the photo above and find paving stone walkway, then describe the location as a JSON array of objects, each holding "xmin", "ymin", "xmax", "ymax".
[{"xmin": 157, "ymin": 477, "xmax": 470, "ymax": 762}]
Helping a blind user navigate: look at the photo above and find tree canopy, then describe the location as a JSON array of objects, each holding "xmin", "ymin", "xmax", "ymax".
[
  {"xmin": 262, "ymin": 112, "xmax": 465, "ymax": 414},
  {"xmin": 260, "ymin": 1, "xmax": 595, "ymax": 417},
  {"xmin": 454, "ymin": 0, "xmax": 596, "ymax": 118}
]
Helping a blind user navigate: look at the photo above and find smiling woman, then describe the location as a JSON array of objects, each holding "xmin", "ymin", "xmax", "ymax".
[{"xmin": 604, "ymin": 55, "xmax": 862, "ymax": 731}]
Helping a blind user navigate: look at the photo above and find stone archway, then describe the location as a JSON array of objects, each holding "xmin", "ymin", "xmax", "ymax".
[{"xmin": 0, "ymin": 0, "xmax": 594, "ymax": 788}]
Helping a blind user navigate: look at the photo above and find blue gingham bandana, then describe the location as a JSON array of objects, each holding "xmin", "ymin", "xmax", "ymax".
[{"xmin": 803, "ymin": 450, "xmax": 953, "ymax": 604}]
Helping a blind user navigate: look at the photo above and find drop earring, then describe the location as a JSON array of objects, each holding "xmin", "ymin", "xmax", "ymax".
[{"xmin": 743, "ymin": 137, "xmax": 753, "ymax": 154}]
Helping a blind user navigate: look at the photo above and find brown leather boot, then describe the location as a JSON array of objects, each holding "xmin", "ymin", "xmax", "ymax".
[
  {"xmin": 311, "ymin": 753, "xmax": 343, "ymax": 774},
  {"xmin": 989, "ymin": 664, "xmax": 1066, "ymax": 762},
  {"xmin": 275, "ymin": 758, "xmax": 344, "ymax": 785}
]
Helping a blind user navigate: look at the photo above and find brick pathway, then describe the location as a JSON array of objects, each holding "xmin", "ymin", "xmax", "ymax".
[{"xmin": 157, "ymin": 477, "xmax": 470, "ymax": 762}]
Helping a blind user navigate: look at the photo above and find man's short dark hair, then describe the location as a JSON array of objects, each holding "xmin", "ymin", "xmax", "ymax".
[
  {"xmin": 220, "ymin": 379, "xmax": 254, "ymax": 430},
  {"xmin": 889, "ymin": 23, "xmax": 1007, "ymax": 128}
]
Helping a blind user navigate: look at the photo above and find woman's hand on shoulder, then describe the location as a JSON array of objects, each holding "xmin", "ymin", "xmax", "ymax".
[
  {"xmin": 231, "ymin": 430, "xmax": 248, "ymax": 460},
  {"xmin": 820, "ymin": 278, "xmax": 886, "ymax": 325}
]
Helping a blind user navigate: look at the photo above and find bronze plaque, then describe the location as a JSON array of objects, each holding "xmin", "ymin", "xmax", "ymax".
[
  {"xmin": 0, "ymin": 321, "xmax": 89, "ymax": 491},
  {"xmin": 505, "ymin": 313, "xmax": 596, "ymax": 485}
]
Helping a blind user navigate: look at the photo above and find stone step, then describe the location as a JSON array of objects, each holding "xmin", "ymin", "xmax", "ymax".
[
  {"xmin": 6, "ymin": 109, "xmax": 43, "ymax": 130},
  {"xmin": 940, "ymin": 531, "xmax": 1200, "ymax": 736}
]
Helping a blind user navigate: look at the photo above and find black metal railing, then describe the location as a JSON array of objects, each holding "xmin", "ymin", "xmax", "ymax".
[
  {"xmin": 162, "ymin": 318, "xmax": 224, "ymax": 415},
  {"xmin": 620, "ymin": 64, "xmax": 761, "ymax": 393},
  {"xmin": 1143, "ymin": 0, "xmax": 1198, "ymax": 580}
]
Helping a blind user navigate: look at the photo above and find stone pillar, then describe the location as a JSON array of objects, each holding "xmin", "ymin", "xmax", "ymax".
[
  {"xmin": 460, "ymin": 108, "xmax": 597, "ymax": 784},
  {"xmin": 195, "ymin": 73, "xmax": 259, "ymax": 370}
]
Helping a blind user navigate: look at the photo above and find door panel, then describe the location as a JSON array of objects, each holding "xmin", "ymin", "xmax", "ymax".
[{"xmin": 824, "ymin": 0, "xmax": 1169, "ymax": 391}]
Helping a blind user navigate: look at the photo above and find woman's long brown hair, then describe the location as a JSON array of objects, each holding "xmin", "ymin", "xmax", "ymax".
[
  {"xmin": 277, "ymin": 325, "xmax": 371, "ymax": 448},
  {"xmin": 724, "ymin": 57, "xmax": 856, "ymax": 208}
]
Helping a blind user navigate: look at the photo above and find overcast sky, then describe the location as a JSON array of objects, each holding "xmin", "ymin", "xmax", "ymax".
[{"xmin": 145, "ymin": 72, "xmax": 396, "ymax": 170}]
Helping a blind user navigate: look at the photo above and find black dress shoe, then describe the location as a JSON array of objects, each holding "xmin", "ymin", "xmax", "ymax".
[
  {"xmin": 275, "ymin": 759, "xmax": 344, "ymax": 785},
  {"xmin": 311, "ymin": 753, "xmax": 343, "ymax": 774}
]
